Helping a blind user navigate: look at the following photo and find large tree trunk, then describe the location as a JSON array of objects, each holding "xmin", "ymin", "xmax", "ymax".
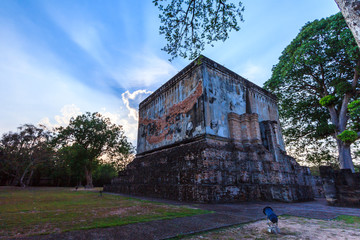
[
  {"xmin": 335, "ymin": 0, "xmax": 360, "ymax": 49},
  {"xmin": 328, "ymin": 103, "xmax": 355, "ymax": 172},
  {"xmin": 337, "ymin": 139, "xmax": 355, "ymax": 172},
  {"xmin": 84, "ymin": 167, "xmax": 93, "ymax": 188},
  {"xmin": 19, "ymin": 162, "xmax": 32, "ymax": 187},
  {"xmin": 26, "ymin": 170, "xmax": 34, "ymax": 186}
]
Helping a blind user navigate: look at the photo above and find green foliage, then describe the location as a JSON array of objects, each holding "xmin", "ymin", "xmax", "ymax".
[
  {"xmin": 0, "ymin": 113, "xmax": 134, "ymax": 187},
  {"xmin": 51, "ymin": 144, "xmax": 89, "ymax": 186},
  {"xmin": 287, "ymin": 137, "xmax": 338, "ymax": 168},
  {"xmin": 54, "ymin": 112, "xmax": 133, "ymax": 187},
  {"xmin": 0, "ymin": 124, "xmax": 53, "ymax": 187},
  {"xmin": 348, "ymin": 99, "xmax": 360, "ymax": 131},
  {"xmin": 264, "ymin": 12, "xmax": 360, "ymax": 165},
  {"xmin": 348, "ymin": 99, "xmax": 360, "ymax": 115},
  {"xmin": 337, "ymin": 130, "xmax": 358, "ymax": 144},
  {"xmin": 319, "ymin": 95, "xmax": 336, "ymax": 107},
  {"xmin": 153, "ymin": 0, "xmax": 244, "ymax": 60},
  {"xmin": 92, "ymin": 163, "xmax": 117, "ymax": 187}
]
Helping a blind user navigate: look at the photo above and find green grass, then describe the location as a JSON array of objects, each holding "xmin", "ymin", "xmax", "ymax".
[
  {"xmin": 334, "ymin": 215, "xmax": 360, "ymax": 224},
  {"xmin": 0, "ymin": 187, "xmax": 211, "ymax": 238}
]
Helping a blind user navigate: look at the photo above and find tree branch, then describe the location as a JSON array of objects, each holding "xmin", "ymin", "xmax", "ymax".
[
  {"xmin": 352, "ymin": 58, "xmax": 360, "ymax": 89},
  {"xmin": 339, "ymin": 58, "xmax": 360, "ymax": 131},
  {"xmin": 327, "ymin": 105, "xmax": 340, "ymax": 131}
]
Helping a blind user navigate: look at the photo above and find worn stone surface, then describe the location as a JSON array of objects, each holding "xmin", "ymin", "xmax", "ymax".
[
  {"xmin": 105, "ymin": 56, "xmax": 315, "ymax": 203},
  {"xmin": 106, "ymin": 136, "xmax": 313, "ymax": 202},
  {"xmin": 320, "ymin": 166, "xmax": 360, "ymax": 206},
  {"xmin": 137, "ymin": 57, "xmax": 285, "ymax": 154}
]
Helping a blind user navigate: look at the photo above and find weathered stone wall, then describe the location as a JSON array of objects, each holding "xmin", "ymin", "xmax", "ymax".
[
  {"xmin": 320, "ymin": 166, "xmax": 360, "ymax": 206},
  {"xmin": 137, "ymin": 63, "xmax": 205, "ymax": 154},
  {"xmin": 202, "ymin": 59, "xmax": 285, "ymax": 151},
  {"xmin": 105, "ymin": 136, "xmax": 314, "ymax": 202},
  {"xmin": 312, "ymin": 176, "xmax": 325, "ymax": 198}
]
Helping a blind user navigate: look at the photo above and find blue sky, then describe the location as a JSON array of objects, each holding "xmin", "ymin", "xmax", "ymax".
[{"xmin": 0, "ymin": 0, "xmax": 339, "ymax": 146}]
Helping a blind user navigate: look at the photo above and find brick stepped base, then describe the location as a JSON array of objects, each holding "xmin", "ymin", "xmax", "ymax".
[{"xmin": 105, "ymin": 137, "xmax": 314, "ymax": 203}]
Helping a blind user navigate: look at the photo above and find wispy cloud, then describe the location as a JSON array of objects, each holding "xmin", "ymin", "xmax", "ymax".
[
  {"xmin": 0, "ymin": 18, "xmax": 126, "ymax": 137},
  {"xmin": 47, "ymin": 7, "xmax": 108, "ymax": 66},
  {"xmin": 45, "ymin": 4, "xmax": 177, "ymax": 90},
  {"xmin": 236, "ymin": 62, "xmax": 270, "ymax": 86},
  {"xmin": 113, "ymin": 55, "xmax": 177, "ymax": 89},
  {"xmin": 0, "ymin": 20, "xmax": 87, "ymax": 131}
]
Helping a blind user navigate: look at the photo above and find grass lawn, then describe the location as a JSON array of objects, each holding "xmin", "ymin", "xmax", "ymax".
[{"xmin": 0, "ymin": 187, "xmax": 210, "ymax": 238}]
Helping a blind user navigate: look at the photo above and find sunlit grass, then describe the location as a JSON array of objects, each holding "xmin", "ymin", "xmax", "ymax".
[
  {"xmin": 334, "ymin": 215, "xmax": 360, "ymax": 225},
  {"xmin": 0, "ymin": 187, "xmax": 210, "ymax": 238}
]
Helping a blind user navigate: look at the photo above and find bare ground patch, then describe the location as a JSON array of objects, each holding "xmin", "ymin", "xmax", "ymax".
[{"xmin": 184, "ymin": 216, "xmax": 360, "ymax": 240}]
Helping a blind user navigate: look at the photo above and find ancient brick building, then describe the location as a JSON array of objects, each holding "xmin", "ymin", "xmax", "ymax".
[{"xmin": 104, "ymin": 56, "xmax": 315, "ymax": 202}]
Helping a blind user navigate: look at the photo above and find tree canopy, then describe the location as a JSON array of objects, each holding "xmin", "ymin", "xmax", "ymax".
[
  {"xmin": 0, "ymin": 124, "xmax": 53, "ymax": 187},
  {"xmin": 153, "ymin": 0, "xmax": 244, "ymax": 60},
  {"xmin": 335, "ymin": 0, "xmax": 360, "ymax": 49},
  {"xmin": 264, "ymin": 12, "xmax": 360, "ymax": 171},
  {"xmin": 54, "ymin": 112, "xmax": 133, "ymax": 188},
  {"xmin": 0, "ymin": 113, "xmax": 133, "ymax": 187}
]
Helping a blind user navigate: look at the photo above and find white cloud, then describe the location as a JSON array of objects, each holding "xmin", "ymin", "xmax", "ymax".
[
  {"xmin": 39, "ymin": 89, "xmax": 152, "ymax": 147},
  {"xmin": 99, "ymin": 109, "xmax": 138, "ymax": 145},
  {"xmin": 39, "ymin": 100, "xmax": 144, "ymax": 147},
  {"xmin": 121, "ymin": 89, "xmax": 152, "ymax": 121},
  {"xmin": 39, "ymin": 104, "xmax": 82, "ymax": 130},
  {"xmin": 55, "ymin": 104, "xmax": 82, "ymax": 125}
]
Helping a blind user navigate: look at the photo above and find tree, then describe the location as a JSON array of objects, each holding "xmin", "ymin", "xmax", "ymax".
[
  {"xmin": 54, "ymin": 112, "xmax": 133, "ymax": 188},
  {"xmin": 92, "ymin": 162, "xmax": 117, "ymax": 187},
  {"xmin": 264, "ymin": 13, "xmax": 360, "ymax": 172},
  {"xmin": 53, "ymin": 144, "xmax": 88, "ymax": 187},
  {"xmin": 153, "ymin": 0, "xmax": 244, "ymax": 60},
  {"xmin": 335, "ymin": 0, "xmax": 360, "ymax": 49},
  {"xmin": 0, "ymin": 124, "xmax": 53, "ymax": 187}
]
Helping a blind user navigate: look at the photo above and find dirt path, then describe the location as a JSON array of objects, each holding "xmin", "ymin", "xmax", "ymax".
[{"xmin": 185, "ymin": 216, "xmax": 360, "ymax": 240}]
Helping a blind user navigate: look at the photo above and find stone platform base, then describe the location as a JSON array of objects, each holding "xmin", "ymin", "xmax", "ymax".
[
  {"xmin": 105, "ymin": 137, "xmax": 314, "ymax": 203},
  {"xmin": 320, "ymin": 166, "xmax": 360, "ymax": 207}
]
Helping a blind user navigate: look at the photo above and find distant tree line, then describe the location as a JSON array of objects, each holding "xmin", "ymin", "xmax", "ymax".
[{"xmin": 0, "ymin": 112, "xmax": 134, "ymax": 188}]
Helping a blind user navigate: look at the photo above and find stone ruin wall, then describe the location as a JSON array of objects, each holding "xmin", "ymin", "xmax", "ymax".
[
  {"xmin": 203, "ymin": 61, "xmax": 285, "ymax": 151},
  {"xmin": 137, "ymin": 63, "xmax": 205, "ymax": 154},
  {"xmin": 320, "ymin": 166, "xmax": 360, "ymax": 206},
  {"xmin": 105, "ymin": 56, "xmax": 316, "ymax": 203},
  {"xmin": 137, "ymin": 58, "xmax": 285, "ymax": 155},
  {"xmin": 108, "ymin": 137, "xmax": 314, "ymax": 202}
]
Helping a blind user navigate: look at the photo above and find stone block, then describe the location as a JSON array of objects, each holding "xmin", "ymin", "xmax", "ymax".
[{"xmin": 320, "ymin": 166, "xmax": 360, "ymax": 206}]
